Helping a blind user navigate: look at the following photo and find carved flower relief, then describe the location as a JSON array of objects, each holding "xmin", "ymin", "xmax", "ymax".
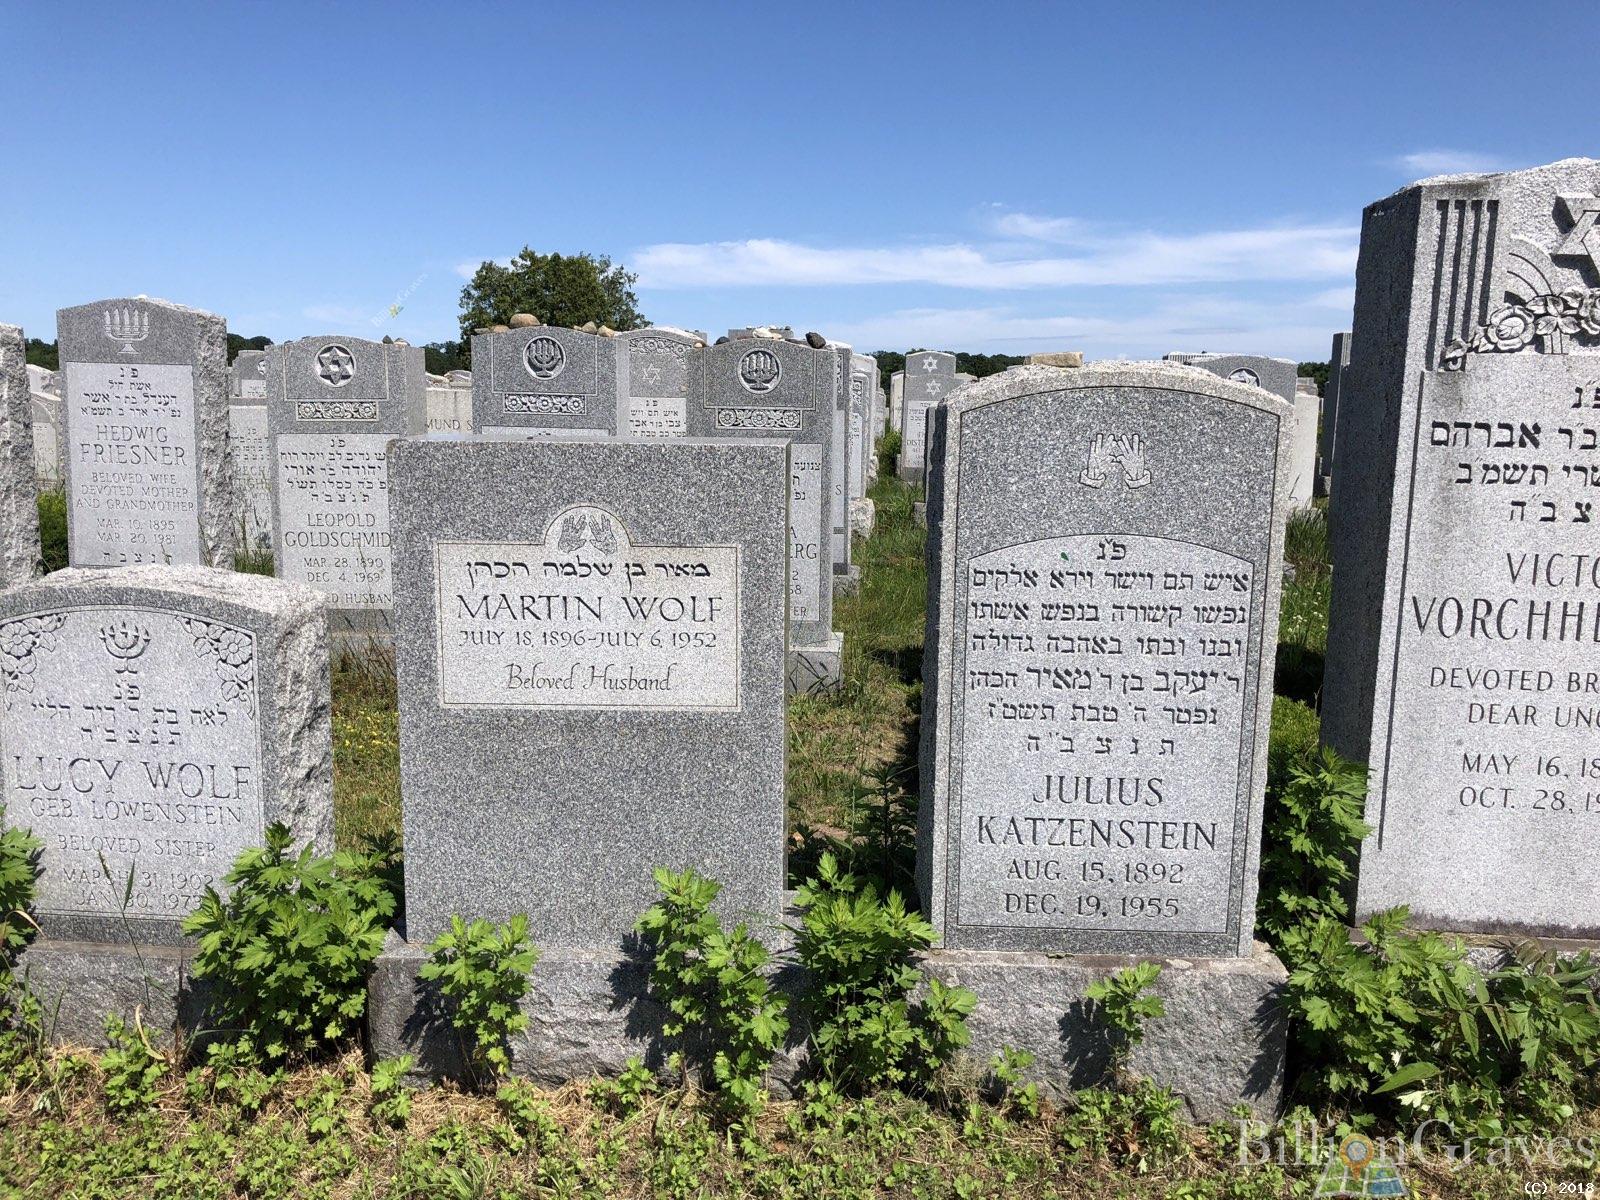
[
  {"xmin": 1580, "ymin": 293, "xmax": 1600, "ymax": 337},
  {"xmin": 1481, "ymin": 304, "xmax": 1536, "ymax": 351},
  {"xmin": 1526, "ymin": 295, "xmax": 1580, "ymax": 338},
  {"xmin": 0, "ymin": 613, "xmax": 67, "ymax": 694},
  {"xmin": 177, "ymin": 617, "xmax": 257, "ymax": 706}
]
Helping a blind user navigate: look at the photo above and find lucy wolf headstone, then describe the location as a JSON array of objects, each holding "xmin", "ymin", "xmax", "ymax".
[
  {"xmin": 918, "ymin": 363, "xmax": 1291, "ymax": 956},
  {"xmin": 1324, "ymin": 158, "xmax": 1600, "ymax": 937},
  {"xmin": 0, "ymin": 325, "xmax": 40, "ymax": 586},
  {"xmin": 57, "ymin": 297, "xmax": 232, "ymax": 569},
  {"xmin": 389, "ymin": 438, "xmax": 789, "ymax": 947},
  {"xmin": 267, "ymin": 336, "xmax": 426, "ymax": 620},
  {"xmin": 0, "ymin": 565, "xmax": 332, "ymax": 945},
  {"xmin": 472, "ymin": 326, "xmax": 617, "ymax": 440}
]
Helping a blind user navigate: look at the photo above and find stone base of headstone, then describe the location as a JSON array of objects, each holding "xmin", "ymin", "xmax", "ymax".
[
  {"xmin": 833, "ymin": 565, "xmax": 861, "ymax": 598},
  {"xmin": 1315, "ymin": 474, "xmax": 1331, "ymax": 499},
  {"xmin": 11, "ymin": 936, "xmax": 210, "ymax": 1049},
  {"xmin": 786, "ymin": 632, "xmax": 844, "ymax": 697},
  {"xmin": 850, "ymin": 497, "xmax": 875, "ymax": 537},
  {"xmin": 367, "ymin": 931, "xmax": 1285, "ymax": 1121},
  {"xmin": 899, "ymin": 467, "xmax": 925, "ymax": 486},
  {"xmin": 912, "ymin": 501, "xmax": 927, "ymax": 528}
]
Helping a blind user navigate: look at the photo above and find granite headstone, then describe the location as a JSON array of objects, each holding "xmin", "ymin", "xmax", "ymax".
[
  {"xmin": 471, "ymin": 326, "xmax": 617, "ymax": 440},
  {"xmin": 616, "ymin": 327, "xmax": 698, "ymax": 439},
  {"xmin": 900, "ymin": 351, "xmax": 956, "ymax": 483},
  {"xmin": 0, "ymin": 325, "xmax": 40, "ymax": 586}
]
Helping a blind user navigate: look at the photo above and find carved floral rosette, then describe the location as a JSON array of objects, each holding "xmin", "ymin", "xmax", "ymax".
[
  {"xmin": 504, "ymin": 394, "xmax": 586, "ymax": 415},
  {"xmin": 1443, "ymin": 288, "xmax": 1600, "ymax": 370},
  {"xmin": 714, "ymin": 407, "xmax": 802, "ymax": 431},
  {"xmin": 0, "ymin": 613, "xmax": 66, "ymax": 694},
  {"xmin": 177, "ymin": 617, "xmax": 257, "ymax": 710},
  {"xmin": 294, "ymin": 399, "xmax": 380, "ymax": 421}
]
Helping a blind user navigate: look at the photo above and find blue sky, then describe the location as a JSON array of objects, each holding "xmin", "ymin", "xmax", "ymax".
[{"xmin": 1, "ymin": 1, "xmax": 1590, "ymax": 361}]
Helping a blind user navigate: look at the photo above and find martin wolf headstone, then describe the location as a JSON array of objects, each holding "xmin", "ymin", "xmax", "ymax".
[
  {"xmin": 266, "ymin": 336, "xmax": 426, "ymax": 621},
  {"xmin": 617, "ymin": 327, "xmax": 698, "ymax": 438},
  {"xmin": 388, "ymin": 438, "xmax": 789, "ymax": 947},
  {"xmin": 472, "ymin": 326, "xmax": 617, "ymax": 440},
  {"xmin": 0, "ymin": 326, "xmax": 40, "ymax": 585},
  {"xmin": 57, "ymin": 298, "xmax": 232, "ymax": 569},
  {"xmin": 1324, "ymin": 158, "xmax": 1600, "ymax": 937},
  {"xmin": 228, "ymin": 352, "xmax": 272, "ymax": 553},
  {"xmin": 1, "ymin": 566, "xmax": 332, "ymax": 1041},
  {"xmin": 900, "ymin": 351, "xmax": 956, "ymax": 482},
  {"xmin": 918, "ymin": 363, "xmax": 1291, "ymax": 956},
  {"xmin": 689, "ymin": 337, "xmax": 843, "ymax": 692},
  {"xmin": 1318, "ymin": 332, "xmax": 1351, "ymax": 497}
]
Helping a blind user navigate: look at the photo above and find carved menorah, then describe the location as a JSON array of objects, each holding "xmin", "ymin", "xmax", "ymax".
[{"xmin": 103, "ymin": 307, "xmax": 150, "ymax": 354}]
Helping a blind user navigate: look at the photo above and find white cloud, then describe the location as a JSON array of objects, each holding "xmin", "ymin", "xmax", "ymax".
[
  {"xmin": 1393, "ymin": 149, "xmax": 1509, "ymax": 176},
  {"xmin": 826, "ymin": 292, "xmax": 1347, "ymax": 361},
  {"xmin": 301, "ymin": 303, "xmax": 372, "ymax": 326},
  {"xmin": 633, "ymin": 218, "xmax": 1356, "ymax": 291}
]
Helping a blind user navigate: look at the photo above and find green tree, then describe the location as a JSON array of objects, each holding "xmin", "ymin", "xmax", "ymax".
[
  {"xmin": 227, "ymin": 334, "xmax": 273, "ymax": 364},
  {"xmin": 1298, "ymin": 360, "xmax": 1329, "ymax": 395},
  {"xmin": 458, "ymin": 249, "xmax": 644, "ymax": 341},
  {"xmin": 24, "ymin": 339, "xmax": 58, "ymax": 371},
  {"xmin": 423, "ymin": 340, "xmax": 470, "ymax": 374}
]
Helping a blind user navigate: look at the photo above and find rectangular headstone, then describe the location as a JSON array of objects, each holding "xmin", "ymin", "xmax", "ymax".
[
  {"xmin": 848, "ymin": 355, "xmax": 873, "ymax": 500},
  {"xmin": 424, "ymin": 383, "xmax": 472, "ymax": 435},
  {"xmin": 617, "ymin": 328, "xmax": 697, "ymax": 439},
  {"xmin": 231, "ymin": 350, "xmax": 268, "ymax": 401},
  {"xmin": 1324, "ymin": 159, "xmax": 1600, "ymax": 937},
  {"xmin": 471, "ymin": 327, "xmax": 617, "ymax": 440},
  {"xmin": 889, "ymin": 370, "xmax": 904, "ymax": 433},
  {"xmin": 228, "ymin": 402, "xmax": 272, "ymax": 555},
  {"xmin": 390, "ymin": 437, "xmax": 789, "ymax": 947},
  {"xmin": 900, "ymin": 351, "xmax": 956, "ymax": 482},
  {"xmin": 0, "ymin": 565, "xmax": 332, "ymax": 945},
  {"xmin": 689, "ymin": 338, "xmax": 837, "ymax": 648},
  {"xmin": 266, "ymin": 336, "xmax": 426, "ymax": 620},
  {"xmin": 829, "ymin": 346, "xmax": 851, "ymax": 573},
  {"xmin": 1318, "ymin": 331, "xmax": 1350, "ymax": 496},
  {"xmin": 57, "ymin": 297, "xmax": 232, "ymax": 569},
  {"xmin": 0, "ymin": 325, "xmax": 40, "ymax": 586},
  {"xmin": 918, "ymin": 363, "xmax": 1290, "ymax": 956}
]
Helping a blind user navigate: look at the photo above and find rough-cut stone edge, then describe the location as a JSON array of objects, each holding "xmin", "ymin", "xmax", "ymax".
[
  {"xmin": 368, "ymin": 933, "xmax": 1286, "ymax": 1122},
  {"xmin": 0, "ymin": 324, "xmax": 41, "ymax": 587},
  {"xmin": 0, "ymin": 565, "xmax": 333, "ymax": 944},
  {"xmin": 917, "ymin": 363, "xmax": 1294, "ymax": 959},
  {"xmin": 787, "ymin": 631, "xmax": 844, "ymax": 697}
]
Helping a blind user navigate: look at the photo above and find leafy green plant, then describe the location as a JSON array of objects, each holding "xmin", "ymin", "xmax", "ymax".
[
  {"xmin": 1086, "ymin": 963, "xmax": 1165, "ymax": 1080},
  {"xmin": 100, "ymin": 1011, "xmax": 168, "ymax": 1111},
  {"xmin": 182, "ymin": 822, "xmax": 396, "ymax": 1061},
  {"xmin": 635, "ymin": 866, "xmax": 788, "ymax": 1116},
  {"xmin": 792, "ymin": 852, "xmax": 975, "ymax": 1092},
  {"xmin": 1256, "ymin": 745, "xmax": 1369, "ymax": 944},
  {"xmin": 1060, "ymin": 1078, "xmax": 1185, "ymax": 1172},
  {"xmin": 185, "ymin": 1038, "xmax": 281, "ymax": 1113},
  {"xmin": 988, "ymin": 1045, "xmax": 1040, "ymax": 1119},
  {"xmin": 0, "ymin": 805, "xmax": 42, "ymax": 973},
  {"xmin": 369, "ymin": 1055, "xmax": 414, "ymax": 1127},
  {"xmin": 1288, "ymin": 907, "xmax": 1600, "ymax": 1134},
  {"xmin": 589, "ymin": 1054, "xmax": 656, "ymax": 1118},
  {"xmin": 294, "ymin": 1071, "xmax": 348, "ymax": 1139},
  {"xmin": 420, "ymin": 913, "xmax": 538, "ymax": 1084}
]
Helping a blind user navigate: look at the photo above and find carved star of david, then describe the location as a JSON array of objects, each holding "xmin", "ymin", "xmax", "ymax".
[
  {"xmin": 641, "ymin": 364, "xmax": 663, "ymax": 386},
  {"xmin": 315, "ymin": 344, "xmax": 356, "ymax": 387},
  {"xmin": 927, "ymin": 379, "xmax": 944, "ymax": 396},
  {"xmin": 921, "ymin": 356, "xmax": 940, "ymax": 372},
  {"xmin": 1555, "ymin": 192, "xmax": 1600, "ymax": 276}
]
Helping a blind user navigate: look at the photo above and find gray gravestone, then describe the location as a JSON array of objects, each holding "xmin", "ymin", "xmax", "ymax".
[
  {"xmin": 228, "ymin": 351, "xmax": 272, "ymax": 554},
  {"xmin": 890, "ymin": 370, "xmax": 904, "ymax": 433},
  {"xmin": 617, "ymin": 328, "xmax": 698, "ymax": 439},
  {"xmin": 424, "ymin": 382, "xmax": 472, "ymax": 435},
  {"xmin": 900, "ymin": 351, "xmax": 956, "ymax": 482},
  {"xmin": 388, "ymin": 437, "xmax": 789, "ymax": 947},
  {"xmin": 471, "ymin": 326, "xmax": 617, "ymax": 440},
  {"xmin": 1317, "ymin": 331, "xmax": 1350, "ymax": 497},
  {"xmin": 1324, "ymin": 158, "xmax": 1600, "ymax": 938},
  {"xmin": 689, "ymin": 338, "xmax": 843, "ymax": 692},
  {"xmin": 266, "ymin": 336, "xmax": 426, "ymax": 622},
  {"xmin": 918, "ymin": 363, "xmax": 1291, "ymax": 956},
  {"xmin": 0, "ymin": 325, "xmax": 40, "ymax": 586},
  {"xmin": 848, "ymin": 355, "xmax": 873, "ymax": 500},
  {"xmin": 231, "ymin": 350, "xmax": 268, "ymax": 401},
  {"xmin": 1, "ymin": 565, "xmax": 332, "ymax": 1043},
  {"xmin": 828, "ymin": 345, "xmax": 851, "ymax": 577},
  {"xmin": 57, "ymin": 297, "xmax": 232, "ymax": 569}
]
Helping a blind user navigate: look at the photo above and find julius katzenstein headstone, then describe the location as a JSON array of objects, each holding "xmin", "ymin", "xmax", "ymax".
[
  {"xmin": 617, "ymin": 327, "xmax": 699, "ymax": 438},
  {"xmin": 900, "ymin": 351, "xmax": 956, "ymax": 483},
  {"xmin": 228, "ymin": 351, "xmax": 272, "ymax": 554},
  {"xmin": 57, "ymin": 297, "xmax": 232, "ymax": 569},
  {"xmin": 918, "ymin": 363, "xmax": 1291, "ymax": 955},
  {"xmin": 0, "ymin": 566, "xmax": 332, "ymax": 945},
  {"xmin": 472, "ymin": 326, "xmax": 617, "ymax": 440},
  {"xmin": 0, "ymin": 325, "xmax": 41, "ymax": 586},
  {"xmin": 389, "ymin": 438, "xmax": 789, "ymax": 947},
  {"xmin": 266, "ymin": 337, "xmax": 425, "ymax": 622},
  {"xmin": 1324, "ymin": 158, "xmax": 1600, "ymax": 937},
  {"xmin": 1318, "ymin": 332, "xmax": 1351, "ymax": 497},
  {"xmin": 689, "ymin": 337, "xmax": 843, "ymax": 692}
]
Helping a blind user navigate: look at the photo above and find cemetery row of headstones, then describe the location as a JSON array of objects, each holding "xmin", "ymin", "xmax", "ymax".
[{"xmin": 4, "ymin": 158, "xmax": 1595, "ymax": 1120}]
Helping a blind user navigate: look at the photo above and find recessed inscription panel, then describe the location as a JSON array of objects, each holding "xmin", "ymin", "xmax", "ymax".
[
  {"xmin": 626, "ymin": 396, "xmax": 687, "ymax": 439},
  {"xmin": 275, "ymin": 432, "xmax": 394, "ymax": 609},
  {"xmin": 228, "ymin": 406, "xmax": 272, "ymax": 552},
  {"xmin": 1370, "ymin": 356, "xmax": 1600, "ymax": 925},
  {"xmin": 0, "ymin": 606, "xmax": 264, "ymax": 922},
  {"xmin": 789, "ymin": 443, "xmax": 824, "ymax": 622},
  {"xmin": 954, "ymin": 534, "xmax": 1251, "ymax": 937},
  {"xmin": 65, "ymin": 362, "xmax": 200, "ymax": 565},
  {"xmin": 434, "ymin": 508, "xmax": 741, "ymax": 711}
]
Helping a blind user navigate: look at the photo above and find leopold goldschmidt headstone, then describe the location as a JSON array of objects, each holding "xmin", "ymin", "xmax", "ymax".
[
  {"xmin": 389, "ymin": 438, "xmax": 789, "ymax": 948},
  {"xmin": 57, "ymin": 297, "xmax": 232, "ymax": 569},
  {"xmin": 918, "ymin": 363, "xmax": 1291, "ymax": 956},
  {"xmin": 1324, "ymin": 157, "xmax": 1600, "ymax": 937}
]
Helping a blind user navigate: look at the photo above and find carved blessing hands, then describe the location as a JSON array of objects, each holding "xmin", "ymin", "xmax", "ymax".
[
  {"xmin": 1117, "ymin": 434, "xmax": 1151, "ymax": 488},
  {"xmin": 1080, "ymin": 434, "xmax": 1115, "ymax": 488}
]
